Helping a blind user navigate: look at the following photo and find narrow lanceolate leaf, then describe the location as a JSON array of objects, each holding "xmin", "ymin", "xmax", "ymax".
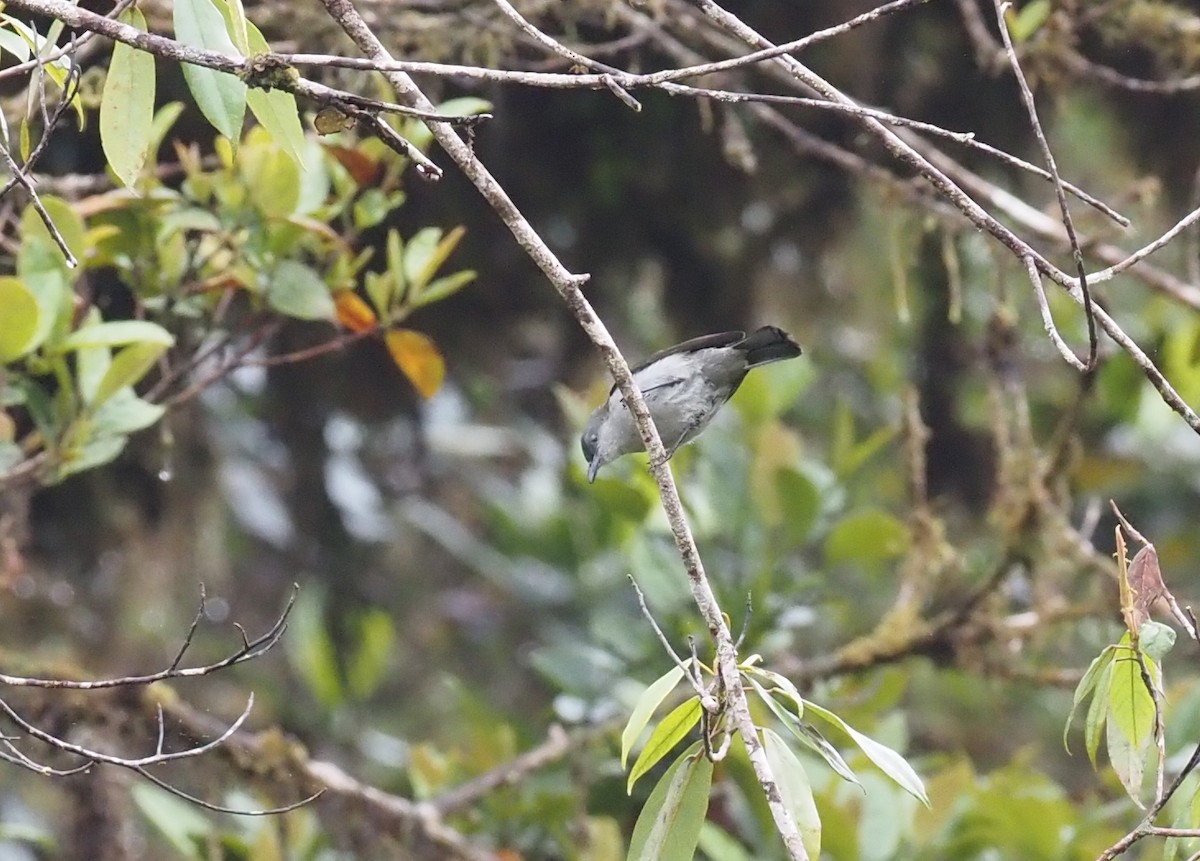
[
  {"xmin": 622, "ymin": 664, "xmax": 688, "ymax": 768},
  {"xmin": 92, "ymin": 342, "xmax": 168, "ymax": 406},
  {"xmin": 173, "ymin": 0, "xmax": 246, "ymax": 140},
  {"xmin": 244, "ymin": 22, "xmax": 306, "ymax": 167},
  {"xmin": 804, "ymin": 700, "xmax": 929, "ymax": 806},
  {"xmin": 100, "ymin": 9, "xmax": 156, "ymax": 189},
  {"xmin": 385, "ymin": 329, "xmax": 445, "ymax": 399},
  {"xmin": 762, "ymin": 728, "xmax": 822, "ymax": 861},
  {"xmin": 1064, "ymin": 646, "xmax": 1117, "ymax": 753},
  {"xmin": 627, "ymin": 743, "xmax": 712, "ymax": 861},
  {"xmin": 1086, "ymin": 655, "xmax": 1116, "ymax": 767},
  {"xmin": 54, "ymin": 320, "xmax": 175, "ymax": 353},
  {"xmin": 747, "ymin": 675, "xmax": 860, "ymax": 788},
  {"xmin": 628, "ymin": 697, "xmax": 703, "ymax": 794}
]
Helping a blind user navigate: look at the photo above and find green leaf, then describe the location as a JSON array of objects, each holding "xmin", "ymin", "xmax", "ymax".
[
  {"xmin": 267, "ymin": 260, "xmax": 335, "ymax": 321},
  {"xmin": 762, "ymin": 728, "xmax": 822, "ymax": 861},
  {"xmin": 1007, "ymin": 0, "xmax": 1051, "ymax": 41},
  {"xmin": 697, "ymin": 822, "xmax": 753, "ymax": 861},
  {"xmin": 401, "ymin": 227, "xmax": 443, "ymax": 294},
  {"xmin": 825, "ymin": 509, "xmax": 910, "ymax": 567},
  {"xmin": 90, "ymin": 391, "xmax": 166, "ymax": 437},
  {"xmin": 217, "ymin": 0, "xmax": 250, "ymax": 53},
  {"xmin": 131, "ymin": 783, "xmax": 211, "ymax": 856},
  {"xmin": 241, "ymin": 139, "xmax": 301, "ymax": 217},
  {"xmin": 0, "ymin": 27, "xmax": 32, "ymax": 63},
  {"xmin": 72, "ymin": 309, "xmax": 109, "ymax": 403},
  {"xmin": 622, "ymin": 664, "xmax": 687, "ymax": 768},
  {"xmin": 1140, "ymin": 620, "xmax": 1177, "ymax": 661},
  {"xmin": 412, "ymin": 270, "xmax": 476, "ymax": 309},
  {"xmin": 54, "ymin": 320, "xmax": 175, "ymax": 353},
  {"xmin": 410, "ymin": 225, "xmax": 465, "ymax": 295},
  {"xmin": 804, "ymin": 700, "xmax": 929, "ymax": 806},
  {"xmin": 244, "ymin": 23, "xmax": 305, "ymax": 168},
  {"xmin": 1086, "ymin": 655, "xmax": 1116, "ymax": 766},
  {"xmin": 0, "ymin": 277, "xmax": 40, "ymax": 361},
  {"xmin": 1108, "ymin": 643, "xmax": 1157, "ymax": 746},
  {"xmin": 347, "ymin": 609, "xmax": 396, "ymax": 700},
  {"xmin": 384, "ymin": 227, "xmax": 406, "ymax": 306},
  {"xmin": 92, "ymin": 341, "xmax": 168, "ymax": 406},
  {"xmin": 838, "ymin": 423, "xmax": 898, "ymax": 478},
  {"xmin": 627, "ymin": 744, "xmax": 712, "ymax": 861},
  {"xmin": 173, "ymin": 0, "xmax": 247, "ymax": 141},
  {"xmin": 1064, "ymin": 646, "xmax": 1116, "ymax": 753},
  {"xmin": 1106, "ymin": 643, "xmax": 1157, "ymax": 801},
  {"xmin": 732, "ymin": 355, "xmax": 812, "ymax": 425},
  {"xmin": 100, "ymin": 9, "xmax": 156, "ymax": 188},
  {"xmin": 286, "ymin": 587, "xmax": 343, "ymax": 707},
  {"xmin": 24, "ymin": 196, "xmax": 86, "ymax": 264},
  {"xmin": 745, "ymin": 674, "xmax": 860, "ymax": 788},
  {"xmin": 57, "ymin": 430, "xmax": 128, "ymax": 479},
  {"xmin": 628, "ymin": 697, "xmax": 703, "ymax": 794},
  {"xmin": 774, "ymin": 467, "xmax": 821, "ymax": 544}
]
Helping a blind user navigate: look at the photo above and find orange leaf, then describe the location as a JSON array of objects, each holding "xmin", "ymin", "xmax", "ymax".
[
  {"xmin": 385, "ymin": 328, "xmax": 445, "ymax": 398},
  {"xmin": 334, "ymin": 290, "xmax": 378, "ymax": 333}
]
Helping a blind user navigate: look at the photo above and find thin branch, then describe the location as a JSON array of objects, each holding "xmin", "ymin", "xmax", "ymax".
[
  {"xmin": 0, "ymin": 584, "xmax": 297, "ymax": 689},
  {"xmin": 995, "ymin": 0, "xmax": 1097, "ymax": 369},
  {"xmin": 1025, "ymin": 254, "xmax": 1087, "ymax": 371},
  {"xmin": 133, "ymin": 765, "xmax": 324, "ymax": 816}
]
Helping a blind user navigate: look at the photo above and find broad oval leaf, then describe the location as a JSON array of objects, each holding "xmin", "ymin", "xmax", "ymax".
[
  {"xmin": 100, "ymin": 9, "xmax": 156, "ymax": 188},
  {"xmin": 0, "ymin": 277, "xmax": 40, "ymax": 361},
  {"xmin": 621, "ymin": 664, "xmax": 687, "ymax": 768},
  {"xmin": 267, "ymin": 260, "xmax": 335, "ymax": 321},
  {"xmin": 628, "ymin": 697, "xmax": 703, "ymax": 794},
  {"xmin": 762, "ymin": 728, "xmax": 822, "ymax": 861},
  {"xmin": 1140, "ymin": 620, "xmax": 1177, "ymax": 661},
  {"xmin": 385, "ymin": 329, "xmax": 445, "ymax": 398},
  {"xmin": 90, "ymin": 391, "xmax": 166, "ymax": 437},
  {"xmin": 627, "ymin": 743, "xmax": 712, "ymax": 861}
]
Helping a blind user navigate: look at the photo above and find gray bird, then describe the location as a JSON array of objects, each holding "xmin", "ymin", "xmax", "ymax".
[{"xmin": 581, "ymin": 326, "xmax": 803, "ymax": 482}]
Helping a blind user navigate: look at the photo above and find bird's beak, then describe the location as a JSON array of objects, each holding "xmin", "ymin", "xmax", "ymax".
[{"xmin": 587, "ymin": 456, "xmax": 600, "ymax": 483}]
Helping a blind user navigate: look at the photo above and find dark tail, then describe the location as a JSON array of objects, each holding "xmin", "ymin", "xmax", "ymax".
[{"xmin": 739, "ymin": 326, "xmax": 802, "ymax": 366}]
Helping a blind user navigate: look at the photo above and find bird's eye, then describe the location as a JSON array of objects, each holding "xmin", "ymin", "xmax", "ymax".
[{"xmin": 581, "ymin": 432, "xmax": 598, "ymax": 461}]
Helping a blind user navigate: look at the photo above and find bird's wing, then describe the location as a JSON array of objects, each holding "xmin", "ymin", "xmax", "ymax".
[
  {"xmin": 630, "ymin": 331, "xmax": 745, "ymax": 375},
  {"xmin": 608, "ymin": 331, "xmax": 746, "ymax": 396}
]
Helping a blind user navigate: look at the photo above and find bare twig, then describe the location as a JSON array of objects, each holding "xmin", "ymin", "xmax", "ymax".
[
  {"xmin": 996, "ymin": 0, "xmax": 1096, "ymax": 369},
  {"xmin": 0, "ymin": 584, "xmax": 297, "ymax": 689}
]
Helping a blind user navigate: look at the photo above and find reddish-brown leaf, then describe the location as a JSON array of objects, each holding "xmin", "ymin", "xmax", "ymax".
[
  {"xmin": 323, "ymin": 144, "xmax": 382, "ymax": 187},
  {"xmin": 1128, "ymin": 544, "xmax": 1166, "ymax": 632}
]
